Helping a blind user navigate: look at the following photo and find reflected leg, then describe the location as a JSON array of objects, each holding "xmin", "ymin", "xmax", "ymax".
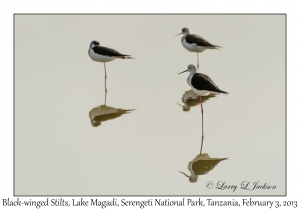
[
  {"xmin": 104, "ymin": 62, "xmax": 107, "ymax": 104},
  {"xmin": 104, "ymin": 62, "xmax": 107, "ymax": 93},
  {"xmin": 199, "ymin": 95, "xmax": 204, "ymax": 154}
]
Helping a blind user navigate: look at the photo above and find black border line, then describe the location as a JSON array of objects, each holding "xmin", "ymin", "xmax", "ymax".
[{"xmin": 13, "ymin": 13, "xmax": 287, "ymax": 197}]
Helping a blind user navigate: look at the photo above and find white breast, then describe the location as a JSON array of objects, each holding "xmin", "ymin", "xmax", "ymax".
[
  {"xmin": 182, "ymin": 39, "xmax": 207, "ymax": 53},
  {"xmin": 88, "ymin": 49, "xmax": 116, "ymax": 63}
]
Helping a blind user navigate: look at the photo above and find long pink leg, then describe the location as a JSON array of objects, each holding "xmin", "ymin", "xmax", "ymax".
[
  {"xmin": 197, "ymin": 52, "xmax": 199, "ymax": 72},
  {"xmin": 199, "ymin": 95, "xmax": 204, "ymax": 154},
  {"xmin": 104, "ymin": 62, "xmax": 107, "ymax": 104}
]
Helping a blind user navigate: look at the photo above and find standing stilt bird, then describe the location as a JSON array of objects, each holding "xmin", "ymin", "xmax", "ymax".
[
  {"xmin": 176, "ymin": 28, "xmax": 221, "ymax": 71},
  {"xmin": 88, "ymin": 40, "xmax": 133, "ymax": 104},
  {"xmin": 178, "ymin": 64, "xmax": 228, "ymax": 154}
]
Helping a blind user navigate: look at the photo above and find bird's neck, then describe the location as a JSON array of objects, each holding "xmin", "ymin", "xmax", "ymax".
[
  {"xmin": 187, "ymin": 70, "xmax": 197, "ymax": 87},
  {"xmin": 182, "ymin": 31, "xmax": 189, "ymax": 37},
  {"xmin": 188, "ymin": 166, "xmax": 198, "ymax": 182},
  {"xmin": 190, "ymin": 174, "xmax": 198, "ymax": 182},
  {"xmin": 181, "ymin": 32, "xmax": 189, "ymax": 43},
  {"xmin": 188, "ymin": 70, "xmax": 197, "ymax": 80},
  {"xmin": 90, "ymin": 43, "xmax": 97, "ymax": 49}
]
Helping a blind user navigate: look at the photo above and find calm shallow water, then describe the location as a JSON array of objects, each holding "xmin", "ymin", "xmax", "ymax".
[{"xmin": 15, "ymin": 15, "xmax": 285, "ymax": 195}]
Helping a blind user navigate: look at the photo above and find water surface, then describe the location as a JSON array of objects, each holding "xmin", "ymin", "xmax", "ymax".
[{"xmin": 15, "ymin": 15, "xmax": 285, "ymax": 195}]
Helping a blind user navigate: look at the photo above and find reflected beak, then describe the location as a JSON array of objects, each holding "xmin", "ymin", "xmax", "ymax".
[
  {"xmin": 175, "ymin": 32, "xmax": 183, "ymax": 37},
  {"xmin": 179, "ymin": 171, "xmax": 190, "ymax": 177},
  {"xmin": 178, "ymin": 70, "xmax": 188, "ymax": 74}
]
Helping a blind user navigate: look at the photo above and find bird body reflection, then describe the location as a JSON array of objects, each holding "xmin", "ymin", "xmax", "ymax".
[
  {"xmin": 179, "ymin": 89, "xmax": 216, "ymax": 111},
  {"xmin": 180, "ymin": 153, "xmax": 227, "ymax": 183},
  {"xmin": 89, "ymin": 105, "xmax": 133, "ymax": 127}
]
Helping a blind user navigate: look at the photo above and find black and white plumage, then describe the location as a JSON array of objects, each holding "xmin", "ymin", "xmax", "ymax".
[
  {"xmin": 88, "ymin": 40, "xmax": 133, "ymax": 99},
  {"xmin": 178, "ymin": 64, "xmax": 228, "ymax": 96},
  {"xmin": 179, "ymin": 64, "xmax": 228, "ymax": 154},
  {"xmin": 88, "ymin": 40, "xmax": 133, "ymax": 62},
  {"xmin": 176, "ymin": 28, "xmax": 221, "ymax": 70},
  {"xmin": 177, "ymin": 28, "xmax": 221, "ymax": 53}
]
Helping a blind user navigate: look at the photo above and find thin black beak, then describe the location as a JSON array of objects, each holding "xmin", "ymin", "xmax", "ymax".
[
  {"xmin": 179, "ymin": 171, "xmax": 190, "ymax": 177},
  {"xmin": 178, "ymin": 70, "xmax": 188, "ymax": 74},
  {"xmin": 175, "ymin": 32, "xmax": 183, "ymax": 37}
]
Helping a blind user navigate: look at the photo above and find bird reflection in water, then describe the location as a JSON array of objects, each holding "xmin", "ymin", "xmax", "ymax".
[
  {"xmin": 89, "ymin": 105, "xmax": 134, "ymax": 127},
  {"xmin": 178, "ymin": 90, "xmax": 216, "ymax": 112},
  {"xmin": 89, "ymin": 88, "xmax": 133, "ymax": 127},
  {"xmin": 180, "ymin": 153, "xmax": 227, "ymax": 183}
]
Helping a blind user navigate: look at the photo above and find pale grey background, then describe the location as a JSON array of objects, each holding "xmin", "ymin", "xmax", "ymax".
[{"xmin": 15, "ymin": 15, "xmax": 285, "ymax": 195}]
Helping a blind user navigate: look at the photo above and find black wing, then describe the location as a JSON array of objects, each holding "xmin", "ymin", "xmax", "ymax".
[
  {"xmin": 92, "ymin": 46, "xmax": 130, "ymax": 57},
  {"xmin": 186, "ymin": 34, "xmax": 220, "ymax": 47},
  {"xmin": 192, "ymin": 158, "xmax": 227, "ymax": 175},
  {"xmin": 192, "ymin": 73, "xmax": 228, "ymax": 94}
]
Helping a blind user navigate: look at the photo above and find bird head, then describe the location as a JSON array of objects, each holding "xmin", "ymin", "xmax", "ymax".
[
  {"xmin": 178, "ymin": 64, "xmax": 197, "ymax": 74},
  {"xmin": 90, "ymin": 40, "xmax": 100, "ymax": 48},
  {"xmin": 175, "ymin": 27, "xmax": 190, "ymax": 36},
  {"xmin": 179, "ymin": 171, "xmax": 198, "ymax": 183}
]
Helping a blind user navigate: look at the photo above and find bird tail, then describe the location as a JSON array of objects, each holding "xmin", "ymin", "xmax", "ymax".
[
  {"xmin": 113, "ymin": 55, "xmax": 134, "ymax": 59},
  {"xmin": 125, "ymin": 56, "xmax": 134, "ymax": 59},
  {"xmin": 115, "ymin": 55, "xmax": 134, "ymax": 59},
  {"xmin": 221, "ymin": 90, "xmax": 229, "ymax": 95},
  {"xmin": 210, "ymin": 45, "xmax": 222, "ymax": 50}
]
